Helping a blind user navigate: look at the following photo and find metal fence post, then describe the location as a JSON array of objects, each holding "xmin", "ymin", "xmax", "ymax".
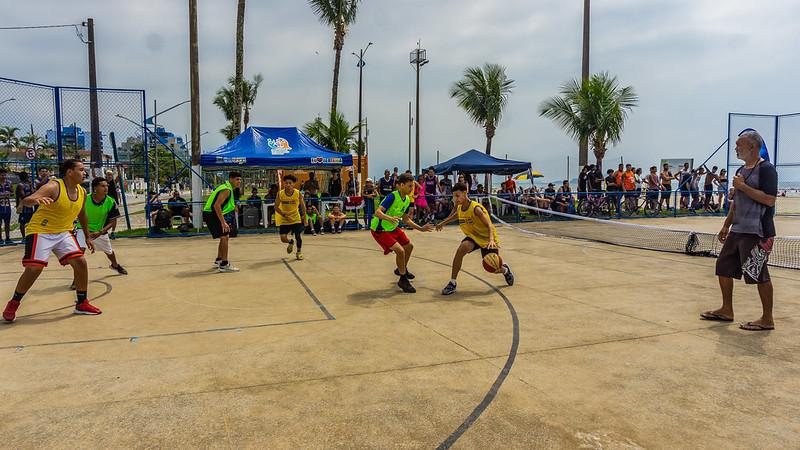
[{"xmin": 54, "ymin": 87, "xmax": 63, "ymax": 161}]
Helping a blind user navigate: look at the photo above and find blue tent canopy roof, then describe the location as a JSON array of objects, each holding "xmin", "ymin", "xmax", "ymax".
[
  {"xmin": 200, "ymin": 126, "xmax": 353, "ymax": 168},
  {"xmin": 432, "ymin": 149, "xmax": 531, "ymax": 175}
]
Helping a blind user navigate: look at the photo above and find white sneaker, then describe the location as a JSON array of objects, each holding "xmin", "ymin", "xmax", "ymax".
[{"xmin": 218, "ymin": 264, "xmax": 240, "ymax": 273}]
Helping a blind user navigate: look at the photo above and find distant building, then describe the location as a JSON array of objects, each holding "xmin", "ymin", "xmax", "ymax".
[{"xmin": 45, "ymin": 125, "xmax": 103, "ymax": 150}]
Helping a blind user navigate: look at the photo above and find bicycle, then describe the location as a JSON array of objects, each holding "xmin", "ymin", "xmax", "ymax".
[
  {"xmin": 577, "ymin": 193, "xmax": 612, "ymax": 217},
  {"xmin": 621, "ymin": 191, "xmax": 660, "ymax": 217}
]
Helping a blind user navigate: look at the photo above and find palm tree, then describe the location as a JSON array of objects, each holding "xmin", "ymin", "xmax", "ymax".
[
  {"xmin": 0, "ymin": 126, "xmax": 20, "ymax": 149},
  {"xmin": 213, "ymin": 74, "xmax": 264, "ymax": 140},
  {"xmin": 449, "ymin": 63, "xmax": 515, "ymax": 157},
  {"xmin": 233, "ymin": 0, "xmax": 246, "ymax": 134},
  {"xmin": 308, "ymin": 0, "xmax": 360, "ymax": 116},
  {"xmin": 20, "ymin": 131, "xmax": 45, "ymax": 150},
  {"xmin": 303, "ymin": 111, "xmax": 360, "ymax": 153},
  {"xmin": 538, "ymin": 72, "xmax": 637, "ymax": 169}
]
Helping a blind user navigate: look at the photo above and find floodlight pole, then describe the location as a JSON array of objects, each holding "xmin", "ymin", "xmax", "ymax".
[
  {"xmin": 410, "ymin": 41, "xmax": 428, "ymax": 175},
  {"xmin": 579, "ymin": 0, "xmax": 590, "ymax": 167},
  {"xmin": 354, "ymin": 42, "xmax": 372, "ymax": 193}
]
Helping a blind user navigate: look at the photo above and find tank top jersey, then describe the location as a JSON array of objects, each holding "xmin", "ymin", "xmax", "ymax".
[
  {"xmin": 458, "ymin": 200, "xmax": 499, "ymax": 249},
  {"xmin": 276, "ymin": 189, "xmax": 301, "ymax": 225},
  {"xmin": 26, "ymin": 179, "xmax": 85, "ymax": 235}
]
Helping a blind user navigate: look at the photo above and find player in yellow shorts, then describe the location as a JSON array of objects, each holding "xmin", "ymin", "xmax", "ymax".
[
  {"xmin": 3, "ymin": 159, "xmax": 100, "ymax": 322},
  {"xmin": 435, "ymin": 182, "xmax": 514, "ymax": 295}
]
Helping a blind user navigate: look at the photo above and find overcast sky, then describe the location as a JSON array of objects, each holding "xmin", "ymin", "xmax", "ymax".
[{"xmin": 2, "ymin": 0, "xmax": 799, "ymax": 181}]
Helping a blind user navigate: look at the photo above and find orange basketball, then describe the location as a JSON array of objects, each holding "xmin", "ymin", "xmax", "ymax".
[{"xmin": 482, "ymin": 253, "xmax": 503, "ymax": 273}]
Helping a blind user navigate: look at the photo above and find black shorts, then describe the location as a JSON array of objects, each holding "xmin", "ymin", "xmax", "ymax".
[
  {"xmin": 660, "ymin": 187, "xmax": 671, "ymax": 199},
  {"xmin": 462, "ymin": 236, "xmax": 499, "ymax": 257},
  {"xmin": 715, "ymin": 232, "xmax": 772, "ymax": 284},
  {"xmin": 279, "ymin": 223, "xmax": 304, "ymax": 235},
  {"xmin": 203, "ymin": 211, "xmax": 238, "ymax": 239}
]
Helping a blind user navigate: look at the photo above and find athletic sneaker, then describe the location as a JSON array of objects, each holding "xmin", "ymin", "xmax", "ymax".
[
  {"xmin": 111, "ymin": 264, "xmax": 128, "ymax": 275},
  {"xmin": 503, "ymin": 263, "xmax": 515, "ymax": 286},
  {"xmin": 287, "ymin": 239, "xmax": 295, "ymax": 254},
  {"xmin": 394, "ymin": 268, "xmax": 415, "ymax": 279},
  {"xmin": 3, "ymin": 299, "xmax": 20, "ymax": 322},
  {"xmin": 398, "ymin": 277, "xmax": 416, "ymax": 293},
  {"xmin": 74, "ymin": 301, "xmax": 102, "ymax": 315},
  {"xmin": 441, "ymin": 281, "xmax": 457, "ymax": 295},
  {"xmin": 213, "ymin": 260, "xmax": 221, "ymax": 269},
  {"xmin": 218, "ymin": 264, "xmax": 240, "ymax": 273},
  {"xmin": 296, "ymin": 251, "xmax": 304, "ymax": 260}
]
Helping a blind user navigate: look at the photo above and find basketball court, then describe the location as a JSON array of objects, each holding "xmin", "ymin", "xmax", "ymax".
[{"xmin": 2, "ymin": 225, "xmax": 800, "ymax": 448}]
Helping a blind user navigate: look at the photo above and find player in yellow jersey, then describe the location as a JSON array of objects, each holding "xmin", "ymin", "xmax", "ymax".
[
  {"xmin": 275, "ymin": 174, "xmax": 308, "ymax": 260},
  {"xmin": 435, "ymin": 182, "xmax": 514, "ymax": 295},
  {"xmin": 3, "ymin": 159, "xmax": 101, "ymax": 322}
]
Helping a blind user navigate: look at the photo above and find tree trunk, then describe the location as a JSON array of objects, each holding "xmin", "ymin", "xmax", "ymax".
[
  {"xmin": 243, "ymin": 105, "xmax": 250, "ymax": 129},
  {"xmin": 233, "ymin": 0, "xmax": 246, "ymax": 135},
  {"xmin": 484, "ymin": 123, "xmax": 496, "ymax": 192},
  {"xmin": 593, "ymin": 140, "xmax": 606, "ymax": 172},
  {"xmin": 330, "ymin": 27, "xmax": 345, "ymax": 117}
]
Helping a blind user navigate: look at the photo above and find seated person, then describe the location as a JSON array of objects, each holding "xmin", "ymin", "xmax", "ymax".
[
  {"xmin": 304, "ymin": 204, "xmax": 323, "ymax": 235},
  {"xmin": 147, "ymin": 191, "xmax": 164, "ymax": 223},
  {"xmin": 327, "ymin": 204, "xmax": 347, "ymax": 233},
  {"xmin": 246, "ymin": 186, "xmax": 263, "ymax": 223},
  {"xmin": 544, "ymin": 183, "xmax": 557, "ymax": 209},
  {"xmin": 553, "ymin": 188, "xmax": 570, "ymax": 213},
  {"xmin": 167, "ymin": 190, "xmax": 191, "ymax": 223}
]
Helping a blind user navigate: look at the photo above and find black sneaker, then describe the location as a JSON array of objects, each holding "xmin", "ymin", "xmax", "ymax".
[
  {"xmin": 398, "ymin": 277, "xmax": 416, "ymax": 293},
  {"xmin": 441, "ymin": 281, "xmax": 457, "ymax": 295},
  {"xmin": 394, "ymin": 268, "xmax": 415, "ymax": 279},
  {"xmin": 502, "ymin": 263, "xmax": 515, "ymax": 286},
  {"xmin": 286, "ymin": 239, "xmax": 294, "ymax": 254},
  {"xmin": 111, "ymin": 264, "xmax": 128, "ymax": 275}
]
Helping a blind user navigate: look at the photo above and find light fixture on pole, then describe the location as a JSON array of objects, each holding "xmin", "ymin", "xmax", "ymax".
[
  {"xmin": 409, "ymin": 41, "xmax": 428, "ymax": 175},
  {"xmin": 353, "ymin": 41, "xmax": 372, "ymax": 193}
]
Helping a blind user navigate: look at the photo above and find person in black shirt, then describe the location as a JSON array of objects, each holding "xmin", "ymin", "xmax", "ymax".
[
  {"xmin": 378, "ymin": 169, "xmax": 394, "ymax": 198},
  {"xmin": 604, "ymin": 169, "xmax": 619, "ymax": 214},
  {"xmin": 577, "ymin": 165, "xmax": 589, "ymax": 201},
  {"xmin": 328, "ymin": 170, "xmax": 342, "ymax": 198}
]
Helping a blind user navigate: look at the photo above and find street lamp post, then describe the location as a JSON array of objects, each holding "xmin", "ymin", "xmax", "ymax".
[
  {"xmin": 409, "ymin": 41, "xmax": 428, "ymax": 175},
  {"xmin": 353, "ymin": 42, "xmax": 372, "ymax": 193}
]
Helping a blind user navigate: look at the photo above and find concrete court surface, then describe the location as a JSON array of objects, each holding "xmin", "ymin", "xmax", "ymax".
[{"xmin": 1, "ymin": 223, "xmax": 800, "ymax": 449}]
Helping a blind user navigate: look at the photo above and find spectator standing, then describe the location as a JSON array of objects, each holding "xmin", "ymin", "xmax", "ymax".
[
  {"xmin": 717, "ymin": 169, "xmax": 729, "ymax": 209},
  {"xmin": 0, "ymin": 169, "xmax": 12, "ymax": 243},
  {"xmin": 363, "ymin": 178, "xmax": 377, "ymax": 230},
  {"xmin": 34, "ymin": 167, "xmax": 51, "ymax": 190},
  {"xmin": 701, "ymin": 131, "xmax": 778, "ymax": 331},
  {"xmin": 423, "ymin": 167, "xmax": 438, "ymax": 218},
  {"xmin": 645, "ymin": 166, "xmax": 662, "ymax": 209},
  {"xmin": 14, "ymin": 172, "xmax": 35, "ymax": 238},
  {"xmin": 605, "ymin": 169, "xmax": 619, "ymax": 213},
  {"xmin": 704, "ymin": 166, "xmax": 720, "ymax": 210},
  {"xmin": 247, "ymin": 187, "xmax": 262, "ymax": 224},
  {"xmin": 378, "ymin": 170, "xmax": 394, "ymax": 198},
  {"xmin": 659, "ymin": 163, "xmax": 674, "ymax": 210},
  {"xmin": 577, "ymin": 165, "xmax": 589, "ymax": 200},
  {"xmin": 303, "ymin": 172, "xmax": 320, "ymax": 210},
  {"xmin": 328, "ymin": 171, "xmax": 342, "ymax": 198}
]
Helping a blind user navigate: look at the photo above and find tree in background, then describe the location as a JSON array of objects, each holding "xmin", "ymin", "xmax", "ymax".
[
  {"xmin": 213, "ymin": 74, "xmax": 264, "ymax": 140},
  {"xmin": 539, "ymin": 72, "xmax": 638, "ymax": 169},
  {"xmin": 303, "ymin": 111, "xmax": 360, "ymax": 153},
  {"xmin": 308, "ymin": 0, "xmax": 360, "ymax": 117},
  {"xmin": 0, "ymin": 126, "xmax": 20, "ymax": 150}
]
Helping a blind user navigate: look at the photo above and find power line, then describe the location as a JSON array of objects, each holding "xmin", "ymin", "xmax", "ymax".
[{"xmin": 0, "ymin": 23, "xmax": 89, "ymax": 43}]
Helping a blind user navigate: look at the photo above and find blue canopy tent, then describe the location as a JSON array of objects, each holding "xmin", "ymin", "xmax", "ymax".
[
  {"xmin": 200, "ymin": 126, "xmax": 352, "ymax": 168},
  {"xmin": 432, "ymin": 149, "xmax": 531, "ymax": 175}
]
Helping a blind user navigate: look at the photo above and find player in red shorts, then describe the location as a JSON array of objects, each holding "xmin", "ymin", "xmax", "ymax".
[{"xmin": 370, "ymin": 173, "xmax": 433, "ymax": 293}]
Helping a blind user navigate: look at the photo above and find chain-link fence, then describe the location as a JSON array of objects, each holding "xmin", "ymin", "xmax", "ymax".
[
  {"xmin": 728, "ymin": 112, "xmax": 800, "ymax": 215},
  {"xmin": 0, "ymin": 76, "xmax": 146, "ymax": 244}
]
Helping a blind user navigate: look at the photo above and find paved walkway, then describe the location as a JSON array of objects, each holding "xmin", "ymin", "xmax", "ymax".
[{"xmin": 2, "ymin": 228, "xmax": 799, "ymax": 448}]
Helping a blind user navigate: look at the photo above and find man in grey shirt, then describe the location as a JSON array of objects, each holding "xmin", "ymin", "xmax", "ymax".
[{"xmin": 701, "ymin": 130, "xmax": 778, "ymax": 331}]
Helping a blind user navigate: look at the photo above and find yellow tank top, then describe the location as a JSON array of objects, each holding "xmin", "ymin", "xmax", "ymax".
[
  {"xmin": 275, "ymin": 189, "xmax": 301, "ymax": 225},
  {"xmin": 458, "ymin": 200, "xmax": 499, "ymax": 248},
  {"xmin": 27, "ymin": 179, "xmax": 86, "ymax": 235}
]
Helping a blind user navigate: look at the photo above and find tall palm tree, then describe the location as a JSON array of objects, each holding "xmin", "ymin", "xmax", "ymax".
[
  {"xmin": 449, "ymin": 63, "xmax": 515, "ymax": 156},
  {"xmin": 213, "ymin": 74, "xmax": 263, "ymax": 140},
  {"xmin": 20, "ymin": 131, "xmax": 45, "ymax": 150},
  {"xmin": 308, "ymin": 0, "xmax": 360, "ymax": 117},
  {"xmin": 233, "ymin": 0, "xmax": 246, "ymax": 134},
  {"xmin": 0, "ymin": 126, "xmax": 20, "ymax": 149},
  {"xmin": 538, "ymin": 72, "xmax": 638, "ymax": 169},
  {"xmin": 303, "ymin": 111, "xmax": 360, "ymax": 153}
]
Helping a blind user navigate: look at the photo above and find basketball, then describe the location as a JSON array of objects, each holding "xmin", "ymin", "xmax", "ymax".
[{"xmin": 482, "ymin": 253, "xmax": 503, "ymax": 273}]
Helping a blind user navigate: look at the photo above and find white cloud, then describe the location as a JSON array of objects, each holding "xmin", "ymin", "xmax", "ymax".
[{"xmin": 1, "ymin": 0, "xmax": 798, "ymax": 180}]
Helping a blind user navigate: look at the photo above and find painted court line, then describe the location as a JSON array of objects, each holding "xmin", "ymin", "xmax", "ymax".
[{"xmin": 282, "ymin": 259, "xmax": 336, "ymax": 320}]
